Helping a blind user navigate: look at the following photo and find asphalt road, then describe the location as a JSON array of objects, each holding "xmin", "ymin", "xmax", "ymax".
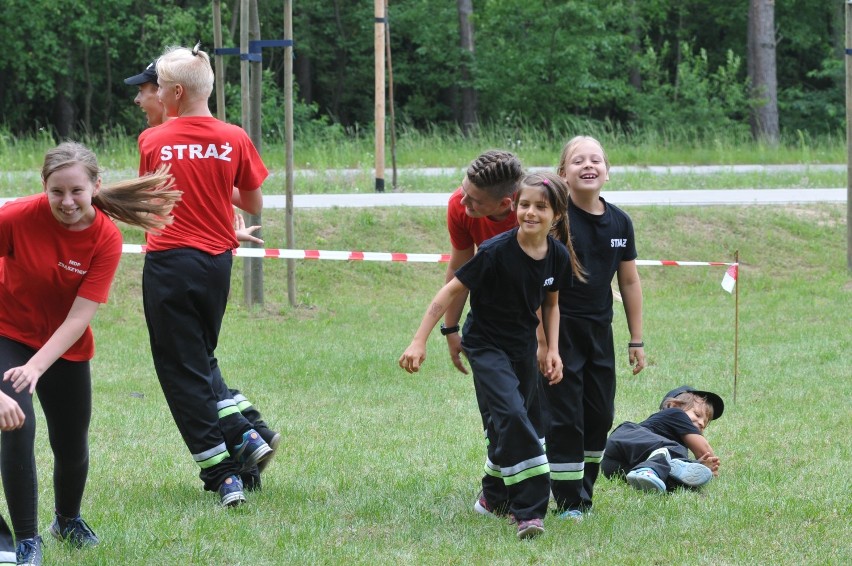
[{"xmin": 265, "ymin": 188, "xmax": 846, "ymax": 209}]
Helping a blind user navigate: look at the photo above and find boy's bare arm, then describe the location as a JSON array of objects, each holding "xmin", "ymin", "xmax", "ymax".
[{"xmin": 683, "ymin": 433, "xmax": 720, "ymax": 475}]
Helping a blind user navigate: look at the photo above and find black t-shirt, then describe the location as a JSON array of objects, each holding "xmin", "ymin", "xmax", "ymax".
[
  {"xmin": 558, "ymin": 196, "xmax": 637, "ymax": 325},
  {"xmin": 456, "ymin": 228, "xmax": 569, "ymax": 359},
  {"xmin": 639, "ymin": 408, "xmax": 701, "ymax": 447}
]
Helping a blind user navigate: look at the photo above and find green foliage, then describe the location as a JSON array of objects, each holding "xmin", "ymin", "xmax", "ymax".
[
  {"xmin": 222, "ymin": 70, "xmax": 331, "ymax": 145},
  {"xmin": 0, "ymin": 0, "xmax": 844, "ymax": 142},
  {"xmin": 472, "ymin": 0, "xmax": 635, "ymax": 125},
  {"xmin": 780, "ymin": 57, "xmax": 846, "ymax": 136},
  {"xmin": 631, "ymin": 41, "xmax": 750, "ymax": 137}
]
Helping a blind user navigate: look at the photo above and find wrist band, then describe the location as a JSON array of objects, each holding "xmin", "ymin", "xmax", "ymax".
[
  {"xmin": 628, "ymin": 342, "xmax": 644, "ymax": 348},
  {"xmin": 440, "ymin": 323, "xmax": 460, "ymax": 336}
]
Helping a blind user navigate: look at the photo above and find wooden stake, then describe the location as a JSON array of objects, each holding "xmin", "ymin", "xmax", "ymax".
[
  {"xmin": 374, "ymin": 0, "xmax": 386, "ymax": 192},
  {"xmin": 284, "ymin": 0, "xmax": 296, "ymax": 307},
  {"xmin": 846, "ymin": 2, "xmax": 852, "ymax": 272},
  {"xmin": 733, "ymin": 249, "xmax": 740, "ymax": 404},
  {"xmin": 384, "ymin": 0, "xmax": 397, "ymax": 191},
  {"xmin": 212, "ymin": 0, "xmax": 226, "ymax": 120}
]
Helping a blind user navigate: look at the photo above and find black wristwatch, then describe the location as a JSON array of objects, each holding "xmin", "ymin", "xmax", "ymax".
[{"xmin": 440, "ymin": 323, "xmax": 460, "ymax": 336}]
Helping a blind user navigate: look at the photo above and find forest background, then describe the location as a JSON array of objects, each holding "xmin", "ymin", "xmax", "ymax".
[{"xmin": 0, "ymin": 0, "xmax": 844, "ymax": 151}]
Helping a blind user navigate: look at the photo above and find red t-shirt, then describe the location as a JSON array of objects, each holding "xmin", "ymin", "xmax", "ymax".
[
  {"xmin": 446, "ymin": 187, "xmax": 518, "ymax": 250},
  {"xmin": 138, "ymin": 116, "xmax": 268, "ymax": 254},
  {"xmin": 0, "ymin": 194, "xmax": 122, "ymax": 361}
]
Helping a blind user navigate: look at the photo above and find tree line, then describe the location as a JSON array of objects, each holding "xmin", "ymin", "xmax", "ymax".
[{"xmin": 0, "ymin": 0, "xmax": 842, "ymax": 143}]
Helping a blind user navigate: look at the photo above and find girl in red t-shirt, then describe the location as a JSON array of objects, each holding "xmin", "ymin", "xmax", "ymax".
[{"xmin": 0, "ymin": 142, "xmax": 179, "ymax": 563}]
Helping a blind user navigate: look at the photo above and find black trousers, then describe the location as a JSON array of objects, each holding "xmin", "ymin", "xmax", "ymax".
[
  {"xmin": 544, "ymin": 318, "xmax": 616, "ymax": 512},
  {"xmin": 0, "ymin": 337, "xmax": 92, "ymax": 540},
  {"xmin": 0, "ymin": 515, "xmax": 12, "ymax": 562},
  {"xmin": 143, "ymin": 249, "xmax": 252, "ymax": 491},
  {"xmin": 466, "ymin": 342, "xmax": 549, "ymax": 521},
  {"xmin": 601, "ymin": 422, "xmax": 689, "ymax": 487}
]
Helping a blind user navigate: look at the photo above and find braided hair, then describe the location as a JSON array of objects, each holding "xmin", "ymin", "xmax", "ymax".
[{"xmin": 465, "ymin": 150, "xmax": 523, "ymax": 199}]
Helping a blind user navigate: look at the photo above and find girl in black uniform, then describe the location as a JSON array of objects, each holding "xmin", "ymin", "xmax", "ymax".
[
  {"xmin": 399, "ymin": 173, "xmax": 584, "ymax": 539},
  {"xmin": 547, "ymin": 136, "xmax": 647, "ymax": 519}
]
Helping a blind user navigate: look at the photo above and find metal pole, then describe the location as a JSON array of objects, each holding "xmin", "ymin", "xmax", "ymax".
[
  {"xmin": 374, "ymin": 0, "xmax": 385, "ymax": 192},
  {"xmin": 846, "ymin": 2, "xmax": 852, "ymax": 272},
  {"xmin": 212, "ymin": 0, "xmax": 226, "ymax": 121},
  {"xmin": 733, "ymin": 250, "xmax": 739, "ymax": 405},
  {"xmin": 285, "ymin": 0, "xmax": 297, "ymax": 307}
]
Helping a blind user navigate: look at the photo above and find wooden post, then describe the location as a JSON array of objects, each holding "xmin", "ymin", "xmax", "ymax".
[
  {"xmin": 212, "ymin": 0, "xmax": 226, "ymax": 121},
  {"xmin": 243, "ymin": 0, "xmax": 263, "ymax": 305},
  {"xmin": 285, "ymin": 0, "xmax": 297, "ymax": 307},
  {"xmin": 846, "ymin": 2, "xmax": 852, "ymax": 272},
  {"xmin": 384, "ymin": 0, "xmax": 397, "ymax": 190},
  {"xmin": 374, "ymin": 0, "xmax": 385, "ymax": 192}
]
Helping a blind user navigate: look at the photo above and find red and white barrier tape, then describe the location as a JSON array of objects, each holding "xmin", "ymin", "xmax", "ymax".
[
  {"xmin": 122, "ymin": 245, "xmax": 739, "ymax": 292},
  {"xmin": 121, "ymin": 244, "xmax": 450, "ymax": 263},
  {"xmin": 121, "ymin": 244, "xmax": 734, "ymax": 267}
]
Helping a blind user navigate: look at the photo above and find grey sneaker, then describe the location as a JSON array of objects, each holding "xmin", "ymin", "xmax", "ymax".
[
  {"xmin": 15, "ymin": 535, "xmax": 43, "ymax": 565},
  {"xmin": 49, "ymin": 514, "xmax": 100, "ymax": 548},
  {"xmin": 669, "ymin": 458, "xmax": 713, "ymax": 487},
  {"xmin": 626, "ymin": 467, "xmax": 666, "ymax": 493}
]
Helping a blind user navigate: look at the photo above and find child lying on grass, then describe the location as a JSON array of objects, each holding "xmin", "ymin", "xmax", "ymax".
[{"xmin": 601, "ymin": 386, "xmax": 723, "ymax": 492}]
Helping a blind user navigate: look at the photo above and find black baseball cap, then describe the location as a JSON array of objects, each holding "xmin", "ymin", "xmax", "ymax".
[
  {"xmin": 660, "ymin": 385, "xmax": 724, "ymax": 420},
  {"xmin": 124, "ymin": 60, "xmax": 158, "ymax": 86}
]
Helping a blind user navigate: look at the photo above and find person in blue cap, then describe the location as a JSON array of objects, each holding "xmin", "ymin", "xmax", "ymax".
[
  {"xmin": 600, "ymin": 386, "xmax": 723, "ymax": 492},
  {"xmin": 124, "ymin": 57, "xmax": 281, "ymax": 494}
]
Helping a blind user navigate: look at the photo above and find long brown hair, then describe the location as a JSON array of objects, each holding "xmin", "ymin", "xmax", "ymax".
[
  {"xmin": 515, "ymin": 172, "xmax": 586, "ymax": 282},
  {"xmin": 42, "ymin": 142, "xmax": 181, "ymax": 233}
]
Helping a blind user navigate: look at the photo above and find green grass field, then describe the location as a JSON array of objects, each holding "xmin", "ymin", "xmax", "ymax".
[{"xmin": 14, "ymin": 200, "xmax": 849, "ymax": 565}]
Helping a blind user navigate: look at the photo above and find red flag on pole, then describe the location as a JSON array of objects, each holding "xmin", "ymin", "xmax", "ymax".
[{"xmin": 721, "ymin": 263, "xmax": 738, "ymax": 293}]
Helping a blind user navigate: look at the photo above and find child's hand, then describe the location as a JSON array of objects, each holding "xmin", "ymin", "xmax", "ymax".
[
  {"xmin": 541, "ymin": 351, "xmax": 563, "ymax": 385},
  {"xmin": 399, "ymin": 343, "xmax": 427, "ymax": 374},
  {"xmin": 698, "ymin": 453, "xmax": 720, "ymax": 476},
  {"xmin": 234, "ymin": 211, "xmax": 263, "ymax": 244},
  {"xmin": 0, "ymin": 391, "xmax": 25, "ymax": 431},
  {"xmin": 535, "ymin": 343, "xmax": 547, "ymax": 374},
  {"xmin": 446, "ymin": 333, "xmax": 468, "ymax": 375},
  {"xmin": 629, "ymin": 345, "xmax": 646, "ymax": 375},
  {"xmin": 3, "ymin": 364, "xmax": 42, "ymax": 395}
]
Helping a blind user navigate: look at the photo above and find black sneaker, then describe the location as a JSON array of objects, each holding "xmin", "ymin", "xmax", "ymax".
[
  {"xmin": 241, "ymin": 466, "xmax": 262, "ymax": 492},
  {"xmin": 233, "ymin": 429, "xmax": 272, "ymax": 473},
  {"xmin": 219, "ymin": 474, "xmax": 246, "ymax": 507},
  {"xmin": 49, "ymin": 514, "xmax": 100, "ymax": 548},
  {"xmin": 15, "ymin": 535, "xmax": 43, "ymax": 565}
]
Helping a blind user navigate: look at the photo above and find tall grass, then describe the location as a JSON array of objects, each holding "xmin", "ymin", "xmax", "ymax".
[
  {"xmin": 0, "ymin": 122, "xmax": 846, "ymax": 172},
  {"xmin": 0, "ymin": 125, "xmax": 846, "ymax": 198},
  {"xmin": 14, "ymin": 201, "xmax": 850, "ymax": 565}
]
